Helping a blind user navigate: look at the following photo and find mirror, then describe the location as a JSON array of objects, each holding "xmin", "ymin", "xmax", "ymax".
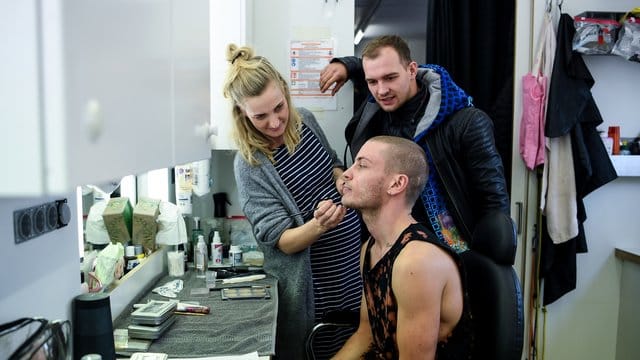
[{"xmin": 76, "ymin": 168, "xmax": 173, "ymax": 292}]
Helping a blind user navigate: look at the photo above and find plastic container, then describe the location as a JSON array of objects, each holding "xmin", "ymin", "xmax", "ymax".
[
  {"xmin": 190, "ymin": 217, "xmax": 205, "ymax": 263},
  {"xmin": 167, "ymin": 249, "xmax": 185, "ymax": 277},
  {"xmin": 124, "ymin": 245, "xmax": 139, "ymax": 273},
  {"xmin": 600, "ymin": 132, "xmax": 614, "ymax": 155},
  {"xmin": 229, "ymin": 245, "xmax": 243, "ymax": 267},
  {"xmin": 608, "ymin": 126, "xmax": 621, "ymax": 155},
  {"xmin": 211, "ymin": 231, "xmax": 223, "ymax": 265},
  {"xmin": 194, "ymin": 235, "xmax": 208, "ymax": 278}
]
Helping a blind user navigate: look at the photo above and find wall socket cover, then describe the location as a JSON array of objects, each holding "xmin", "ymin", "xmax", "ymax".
[{"xmin": 13, "ymin": 199, "xmax": 69, "ymax": 244}]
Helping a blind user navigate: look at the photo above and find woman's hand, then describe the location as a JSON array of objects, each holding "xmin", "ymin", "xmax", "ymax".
[
  {"xmin": 278, "ymin": 199, "xmax": 346, "ymax": 254},
  {"xmin": 313, "ymin": 200, "xmax": 346, "ymax": 232}
]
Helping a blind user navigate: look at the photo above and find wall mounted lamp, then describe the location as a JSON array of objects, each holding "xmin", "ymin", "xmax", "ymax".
[{"xmin": 354, "ymin": 29, "xmax": 365, "ymax": 45}]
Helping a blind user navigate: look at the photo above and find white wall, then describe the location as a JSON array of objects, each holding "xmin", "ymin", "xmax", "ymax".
[
  {"xmin": 523, "ymin": 1, "xmax": 640, "ymax": 359},
  {"xmin": 0, "ymin": 195, "xmax": 81, "ymax": 323},
  {"xmin": 250, "ymin": 0, "xmax": 355, "ymax": 155}
]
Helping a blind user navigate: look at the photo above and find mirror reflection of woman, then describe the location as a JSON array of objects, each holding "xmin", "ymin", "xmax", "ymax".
[{"xmin": 223, "ymin": 44, "xmax": 362, "ymax": 359}]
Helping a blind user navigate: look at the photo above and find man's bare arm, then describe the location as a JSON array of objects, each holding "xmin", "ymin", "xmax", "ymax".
[{"xmin": 393, "ymin": 242, "xmax": 449, "ymax": 359}]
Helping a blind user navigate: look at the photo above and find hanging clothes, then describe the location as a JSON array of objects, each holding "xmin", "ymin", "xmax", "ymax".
[
  {"xmin": 540, "ymin": 13, "xmax": 618, "ymax": 305},
  {"xmin": 519, "ymin": 11, "xmax": 556, "ymax": 170}
]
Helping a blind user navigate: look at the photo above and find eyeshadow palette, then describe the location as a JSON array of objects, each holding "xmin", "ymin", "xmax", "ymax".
[
  {"xmin": 221, "ymin": 286, "xmax": 270, "ymax": 300},
  {"xmin": 131, "ymin": 300, "xmax": 177, "ymax": 325}
]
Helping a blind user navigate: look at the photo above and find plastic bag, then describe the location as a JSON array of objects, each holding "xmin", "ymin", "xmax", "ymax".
[
  {"xmin": 94, "ymin": 242, "xmax": 125, "ymax": 289},
  {"xmin": 612, "ymin": 10, "xmax": 640, "ymax": 62},
  {"xmin": 156, "ymin": 201, "xmax": 188, "ymax": 246},
  {"xmin": 572, "ymin": 11, "xmax": 624, "ymax": 54},
  {"xmin": 85, "ymin": 201, "xmax": 110, "ymax": 245}
]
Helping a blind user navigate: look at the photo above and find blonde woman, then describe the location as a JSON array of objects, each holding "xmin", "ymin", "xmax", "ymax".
[{"xmin": 223, "ymin": 44, "xmax": 362, "ymax": 359}]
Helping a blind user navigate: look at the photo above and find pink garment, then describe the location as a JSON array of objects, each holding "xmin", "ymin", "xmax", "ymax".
[
  {"xmin": 519, "ymin": 73, "xmax": 547, "ymax": 170},
  {"xmin": 519, "ymin": 11, "xmax": 556, "ymax": 171}
]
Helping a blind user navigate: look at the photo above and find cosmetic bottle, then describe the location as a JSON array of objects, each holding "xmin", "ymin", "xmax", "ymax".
[
  {"xmin": 195, "ymin": 235, "xmax": 208, "ymax": 278},
  {"xmin": 190, "ymin": 216, "xmax": 204, "ymax": 264}
]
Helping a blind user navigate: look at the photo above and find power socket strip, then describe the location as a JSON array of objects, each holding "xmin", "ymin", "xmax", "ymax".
[{"xmin": 13, "ymin": 199, "xmax": 71, "ymax": 244}]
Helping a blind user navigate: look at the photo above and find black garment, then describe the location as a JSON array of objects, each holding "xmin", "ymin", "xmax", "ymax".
[
  {"xmin": 540, "ymin": 13, "xmax": 618, "ymax": 305},
  {"xmin": 426, "ymin": 0, "xmax": 516, "ymax": 191},
  {"xmin": 362, "ymin": 223, "xmax": 472, "ymax": 359}
]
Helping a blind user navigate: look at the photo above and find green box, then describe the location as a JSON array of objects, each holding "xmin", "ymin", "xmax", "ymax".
[
  {"xmin": 102, "ymin": 197, "xmax": 133, "ymax": 245},
  {"xmin": 133, "ymin": 197, "xmax": 161, "ymax": 253}
]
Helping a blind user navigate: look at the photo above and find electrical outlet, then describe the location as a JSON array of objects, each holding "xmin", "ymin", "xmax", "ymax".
[{"xmin": 14, "ymin": 198, "xmax": 70, "ymax": 244}]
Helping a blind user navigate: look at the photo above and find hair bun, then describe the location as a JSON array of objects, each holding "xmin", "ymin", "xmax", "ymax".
[{"xmin": 226, "ymin": 44, "xmax": 253, "ymax": 65}]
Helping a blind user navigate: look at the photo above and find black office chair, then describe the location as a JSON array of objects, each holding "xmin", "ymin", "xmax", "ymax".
[
  {"xmin": 462, "ymin": 211, "xmax": 524, "ymax": 360},
  {"xmin": 306, "ymin": 211, "xmax": 524, "ymax": 360},
  {"xmin": 305, "ymin": 309, "xmax": 359, "ymax": 360}
]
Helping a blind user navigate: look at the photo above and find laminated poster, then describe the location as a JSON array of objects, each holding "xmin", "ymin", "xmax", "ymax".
[{"xmin": 289, "ymin": 39, "xmax": 337, "ymax": 111}]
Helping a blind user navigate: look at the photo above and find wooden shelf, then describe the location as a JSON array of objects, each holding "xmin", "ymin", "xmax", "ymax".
[
  {"xmin": 615, "ymin": 246, "xmax": 640, "ymax": 265},
  {"xmin": 610, "ymin": 155, "xmax": 640, "ymax": 177}
]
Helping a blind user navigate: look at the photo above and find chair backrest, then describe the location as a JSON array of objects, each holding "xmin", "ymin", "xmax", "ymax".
[
  {"xmin": 305, "ymin": 310, "xmax": 359, "ymax": 360},
  {"xmin": 461, "ymin": 211, "xmax": 524, "ymax": 360}
]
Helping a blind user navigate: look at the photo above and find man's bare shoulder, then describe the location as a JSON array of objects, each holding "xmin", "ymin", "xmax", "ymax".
[{"xmin": 394, "ymin": 240, "xmax": 458, "ymax": 275}]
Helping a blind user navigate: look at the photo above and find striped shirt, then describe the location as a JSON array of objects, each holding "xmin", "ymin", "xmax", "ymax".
[{"xmin": 274, "ymin": 123, "xmax": 362, "ymax": 358}]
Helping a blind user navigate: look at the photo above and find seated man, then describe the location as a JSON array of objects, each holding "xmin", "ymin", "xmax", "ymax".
[{"xmin": 334, "ymin": 136, "xmax": 471, "ymax": 359}]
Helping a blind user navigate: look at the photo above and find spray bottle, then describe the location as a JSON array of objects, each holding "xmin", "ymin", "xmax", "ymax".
[{"xmin": 211, "ymin": 231, "xmax": 223, "ymax": 265}]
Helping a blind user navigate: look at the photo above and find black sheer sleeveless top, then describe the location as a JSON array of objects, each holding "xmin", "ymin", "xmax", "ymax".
[{"xmin": 362, "ymin": 223, "xmax": 472, "ymax": 360}]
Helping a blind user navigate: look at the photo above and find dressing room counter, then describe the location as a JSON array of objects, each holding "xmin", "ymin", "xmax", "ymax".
[{"xmin": 113, "ymin": 269, "xmax": 278, "ymax": 358}]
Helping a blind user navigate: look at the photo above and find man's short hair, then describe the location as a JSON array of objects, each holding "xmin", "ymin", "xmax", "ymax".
[
  {"xmin": 361, "ymin": 35, "xmax": 412, "ymax": 66},
  {"xmin": 370, "ymin": 136, "xmax": 428, "ymax": 205}
]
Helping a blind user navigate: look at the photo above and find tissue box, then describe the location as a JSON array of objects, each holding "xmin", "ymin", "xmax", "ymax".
[
  {"xmin": 132, "ymin": 197, "xmax": 161, "ymax": 253},
  {"xmin": 102, "ymin": 197, "xmax": 133, "ymax": 244}
]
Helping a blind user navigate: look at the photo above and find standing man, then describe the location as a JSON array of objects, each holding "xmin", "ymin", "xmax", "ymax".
[
  {"xmin": 320, "ymin": 35, "xmax": 509, "ymax": 252},
  {"xmin": 334, "ymin": 136, "xmax": 471, "ymax": 359}
]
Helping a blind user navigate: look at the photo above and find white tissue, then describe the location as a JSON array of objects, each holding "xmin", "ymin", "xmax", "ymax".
[
  {"xmin": 152, "ymin": 279, "xmax": 184, "ymax": 298},
  {"xmin": 156, "ymin": 201, "xmax": 188, "ymax": 246}
]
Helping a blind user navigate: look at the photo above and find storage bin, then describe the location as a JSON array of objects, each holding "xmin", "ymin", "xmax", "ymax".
[{"xmin": 573, "ymin": 11, "xmax": 625, "ymax": 54}]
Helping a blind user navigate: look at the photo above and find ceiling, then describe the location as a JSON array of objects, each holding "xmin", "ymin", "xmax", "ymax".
[{"xmin": 354, "ymin": 0, "xmax": 427, "ymax": 44}]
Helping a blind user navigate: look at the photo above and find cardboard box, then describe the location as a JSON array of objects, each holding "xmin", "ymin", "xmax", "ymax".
[
  {"xmin": 102, "ymin": 197, "xmax": 133, "ymax": 245},
  {"xmin": 132, "ymin": 197, "xmax": 161, "ymax": 253}
]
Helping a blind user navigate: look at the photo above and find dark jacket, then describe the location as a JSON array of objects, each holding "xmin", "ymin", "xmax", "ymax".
[
  {"xmin": 336, "ymin": 56, "xmax": 510, "ymax": 243},
  {"xmin": 540, "ymin": 13, "xmax": 618, "ymax": 306}
]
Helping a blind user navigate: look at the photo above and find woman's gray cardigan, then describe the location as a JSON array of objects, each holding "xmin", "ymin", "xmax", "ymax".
[{"xmin": 233, "ymin": 108, "xmax": 343, "ymax": 359}]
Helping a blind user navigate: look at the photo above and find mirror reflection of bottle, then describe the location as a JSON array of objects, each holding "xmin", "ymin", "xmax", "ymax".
[
  {"xmin": 195, "ymin": 235, "xmax": 208, "ymax": 278},
  {"xmin": 190, "ymin": 217, "xmax": 204, "ymax": 264}
]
